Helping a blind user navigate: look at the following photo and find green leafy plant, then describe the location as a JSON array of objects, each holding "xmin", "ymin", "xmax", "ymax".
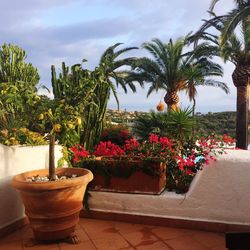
[
  {"xmin": 133, "ymin": 108, "xmax": 195, "ymax": 143},
  {"xmin": 100, "ymin": 125, "xmax": 132, "ymax": 146}
]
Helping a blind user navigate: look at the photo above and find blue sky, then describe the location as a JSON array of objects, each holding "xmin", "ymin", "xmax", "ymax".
[{"xmin": 0, "ymin": 0, "xmax": 236, "ymax": 113}]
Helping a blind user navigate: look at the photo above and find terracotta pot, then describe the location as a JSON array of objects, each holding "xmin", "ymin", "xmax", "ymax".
[
  {"xmin": 12, "ymin": 168, "xmax": 93, "ymax": 241},
  {"xmin": 87, "ymin": 160, "xmax": 166, "ymax": 194}
]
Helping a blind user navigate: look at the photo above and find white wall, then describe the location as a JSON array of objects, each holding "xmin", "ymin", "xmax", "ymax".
[
  {"xmin": 1, "ymin": 147, "xmax": 250, "ymax": 230},
  {"xmin": 89, "ymin": 150, "xmax": 250, "ymax": 226},
  {"xmin": 0, "ymin": 144, "xmax": 63, "ymax": 229}
]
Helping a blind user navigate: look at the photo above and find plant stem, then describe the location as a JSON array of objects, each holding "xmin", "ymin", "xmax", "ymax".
[{"xmin": 49, "ymin": 134, "xmax": 56, "ymax": 180}]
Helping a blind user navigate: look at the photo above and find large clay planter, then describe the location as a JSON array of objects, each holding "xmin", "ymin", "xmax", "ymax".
[
  {"xmin": 12, "ymin": 168, "xmax": 93, "ymax": 241},
  {"xmin": 83, "ymin": 160, "xmax": 166, "ymax": 194}
]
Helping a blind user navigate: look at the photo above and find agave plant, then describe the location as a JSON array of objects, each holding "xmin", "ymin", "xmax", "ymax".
[{"xmin": 132, "ymin": 108, "xmax": 195, "ymax": 144}]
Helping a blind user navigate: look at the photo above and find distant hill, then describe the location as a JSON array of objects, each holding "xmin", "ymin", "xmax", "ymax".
[{"xmin": 106, "ymin": 109, "xmax": 250, "ymax": 141}]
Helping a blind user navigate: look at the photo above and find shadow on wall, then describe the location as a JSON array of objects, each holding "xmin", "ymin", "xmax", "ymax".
[{"xmin": 0, "ymin": 144, "xmax": 63, "ymax": 230}]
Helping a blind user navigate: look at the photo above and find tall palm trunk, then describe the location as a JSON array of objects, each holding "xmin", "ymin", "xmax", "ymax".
[
  {"xmin": 232, "ymin": 65, "xmax": 250, "ymax": 149},
  {"xmin": 192, "ymin": 97, "xmax": 196, "ymax": 117},
  {"xmin": 164, "ymin": 91, "xmax": 180, "ymax": 111}
]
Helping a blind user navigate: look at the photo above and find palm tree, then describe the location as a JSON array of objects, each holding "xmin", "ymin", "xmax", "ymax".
[
  {"xmin": 131, "ymin": 38, "xmax": 228, "ymax": 112},
  {"xmin": 132, "ymin": 38, "xmax": 188, "ymax": 111},
  {"xmin": 192, "ymin": 0, "xmax": 250, "ymax": 149},
  {"xmin": 183, "ymin": 42, "xmax": 229, "ymax": 116},
  {"xmin": 99, "ymin": 43, "xmax": 140, "ymax": 96}
]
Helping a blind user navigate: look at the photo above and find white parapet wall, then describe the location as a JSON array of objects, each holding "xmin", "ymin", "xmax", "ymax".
[
  {"xmin": 0, "ymin": 144, "xmax": 63, "ymax": 230},
  {"xmin": 88, "ymin": 149, "xmax": 250, "ymax": 226}
]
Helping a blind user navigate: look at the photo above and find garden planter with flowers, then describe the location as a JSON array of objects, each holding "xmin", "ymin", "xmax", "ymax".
[
  {"xmin": 69, "ymin": 133, "xmax": 235, "ymax": 196},
  {"xmin": 80, "ymin": 158, "xmax": 166, "ymax": 194},
  {"xmin": 70, "ymin": 134, "xmax": 174, "ymax": 195}
]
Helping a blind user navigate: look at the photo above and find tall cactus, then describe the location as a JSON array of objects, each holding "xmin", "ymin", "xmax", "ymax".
[
  {"xmin": 0, "ymin": 43, "xmax": 40, "ymax": 130},
  {"xmin": 51, "ymin": 62, "xmax": 111, "ymax": 150},
  {"xmin": 0, "ymin": 43, "xmax": 39, "ymax": 86}
]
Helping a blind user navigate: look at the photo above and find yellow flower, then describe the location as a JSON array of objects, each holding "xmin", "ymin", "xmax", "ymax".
[
  {"xmin": 67, "ymin": 122, "xmax": 74, "ymax": 129},
  {"xmin": 76, "ymin": 117, "xmax": 81, "ymax": 125},
  {"xmin": 19, "ymin": 128, "xmax": 28, "ymax": 133},
  {"xmin": 53, "ymin": 124, "xmax": 62, "ymax": 133},
  {"xmin": 1, "ymin": 129, "xmax": 8, "ymax": 138},
  {"xmin": 9, "ymin": 137, "xmax": 19, "ymax": 145},
  {"xmin": 38, "ymin": 114, "xmax": 44, "ymax": 120},
  {"xmin": 35, "ymin": 95, "xmax": 41, "ymax": 101}
]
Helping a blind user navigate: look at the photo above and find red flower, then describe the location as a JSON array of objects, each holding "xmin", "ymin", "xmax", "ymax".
[
  {"xmin": 159, "ymin": 137, "xmax": 172, "ymax": 149},
  {"xmin": 93, "ymin": 141, "xmax": 125, "ymax": 157},
  {"xmin": 123, "ymin": 138, "xmax": 140, "ymax": 151},
  {"xmin": 149, "ymin": 134, "xmax": 159, "ymax": 143},
  {"xmin": 69, "ymin": 145, "xmax": 89, "ymax": 163}
]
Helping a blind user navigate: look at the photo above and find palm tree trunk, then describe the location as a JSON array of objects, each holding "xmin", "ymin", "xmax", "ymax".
[
  {"xmin": 192, "ymin": 97, "xmax": 196, "ymax": 117},
  {"xmin": 232, "ymin": 64, "xmax": 250, "ymax": 149},
  {"xmin": 164, "ymin": 91, "xmax": 179, "ymax": 111},
  {"xmin": 235, "ymin": 85, "xmax": 249, "ymax": 149}
]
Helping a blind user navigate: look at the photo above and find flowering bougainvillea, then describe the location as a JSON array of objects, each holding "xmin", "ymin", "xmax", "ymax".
[{"xmin": 68, "ymin": 133, "xmax": 234, "ymax": 194}]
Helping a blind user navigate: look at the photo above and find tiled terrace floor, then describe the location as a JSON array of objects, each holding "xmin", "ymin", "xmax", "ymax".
[{"xmin": 0, "ymin": 218, "xmax": 226, "ymax": 250}]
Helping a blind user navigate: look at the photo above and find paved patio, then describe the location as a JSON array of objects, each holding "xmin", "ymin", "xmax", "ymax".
[{"xmin": 0, "ymin": 218, "xmax": 226, "ymax": 250}]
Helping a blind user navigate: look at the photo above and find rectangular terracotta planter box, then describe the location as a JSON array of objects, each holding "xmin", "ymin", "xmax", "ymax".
[{"xmin": 82, "ymin": 159, "xmax": 166, "ymax": 195}]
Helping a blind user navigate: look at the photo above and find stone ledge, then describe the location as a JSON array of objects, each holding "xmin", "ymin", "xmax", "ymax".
[{"xmin": 80, "ymin": 210, "xmax": 250, "ymax": 233}]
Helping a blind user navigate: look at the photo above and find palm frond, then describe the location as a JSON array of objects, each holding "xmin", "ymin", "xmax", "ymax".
[
  {"xmin": 203, "ymin": 79, "xmax": 230, "ymax": 94},
  {"xmin": 220, "ymin": 7, "xmax": 250, "ymax": 45}
]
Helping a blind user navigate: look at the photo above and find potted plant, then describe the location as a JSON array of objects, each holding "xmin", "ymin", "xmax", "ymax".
[
  {"xmin": 11, "ymin": 111, "xmax": 93, "ymax": 244},
  {"xmin": 69, "ymin": 134, "xmax": 174, "ymax": 194}
]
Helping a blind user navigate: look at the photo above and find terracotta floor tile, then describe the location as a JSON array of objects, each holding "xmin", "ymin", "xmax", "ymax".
[
  {"xmin": 211, "ymin": 245, "xmax": 227, "ymax": 250},
  {"xmin": 0, "ymin": 240, "xmax": 23, "ymax": 250},
  {"xmin": 121, "ymin": 228, "xmax": 158, "ymax": 247},
  {"xmin": 114, "ymin": 221, "xmax": 154, "ymax": 234},
  {"xmin": 0, "ymin": 218, "xmax": 233, "ymax": 250},
  {"xmin": 188, "ymin": 231, "xmax": 225, "ymax": 248},
  {"xmin": 86, "ymin": 230, "xmax": 121, "ymax": 241},
  {"xmin": 91, "ymin": 234, "xmax": 131, "ymax": 250},
  {"xmin": 22, "ymin": 241, "xmax": 59, "ymax": 250},
  {"xmin": 151, "ymin": 226, "xmax": 189, "ymax": 240},
  {"xmin": 136, "ymin": 240, "xmax": 172, "ymax": 250},
  {"xmin": 59, "ymin": 240, "xmax": 96, "ymax": 250},
  {"xmin": 0, "ymin": 229, "xmax": 21, "ymax": 242},
  {"xmin": 166, "ymin": 235, "xmax": 210, "ymax": 250},
  {"xmin": 79, "ymin": 218, "xmax": 114, "ymax": 229},
  {"xmin": 81, "ymin": 219, "xmax": 121, "ymax": 240}
]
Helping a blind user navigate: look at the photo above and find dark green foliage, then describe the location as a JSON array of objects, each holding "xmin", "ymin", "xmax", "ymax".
[
  {"xmin": 99, "ymin": 43, "xmax": 140, "ymax": 95},
  {"xmin": 75, "ymin": 158, "xmax": 165, "ymax": 185},
  {"xmin": 132, "ymin": 108, "xmax": 195, "ymax": 143},
  {"xmin": 100, "ymin": 125, "xmax": 132, "ymax": 146},
  {"xmin": 195, "ymin": 111, "xmax": 250, "ymax": 138},
  {"xmin": 167, "ymin": 108, "xmax": 195, "ymax": 144},
  {"xmin": 51, "ymin": 62, "xmax": 109, "ymax": 149},
  {"xmin": 0, "ymin": 43, "xmax": 39, "ymax": 85},
  {"xmin": 0, "ymin": 44, "xmax": 41, "ymax": 136},
  {"xmin": 132, "ymin": 111, "xmax": 169, "ymax": 141}
]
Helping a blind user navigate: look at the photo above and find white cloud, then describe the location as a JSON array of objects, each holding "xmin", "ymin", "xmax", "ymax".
[{"xmin": 0, "ymin": 0, "xmax": 238, "ymax": 113}]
